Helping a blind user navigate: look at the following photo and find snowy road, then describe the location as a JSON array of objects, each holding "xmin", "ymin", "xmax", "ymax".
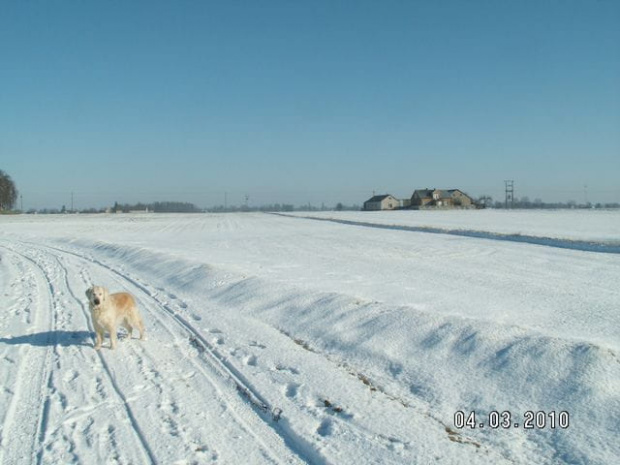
[
  {"xmin": 0, "ymin": 211, "xmax": 618, "ymax": 464},
  {"xmin": 0, "ymin": 240, "xmax": 302, "ymax": 464}
]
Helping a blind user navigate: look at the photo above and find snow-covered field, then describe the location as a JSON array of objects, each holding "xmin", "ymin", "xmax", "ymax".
[{"xmin": 0, "ymin": 210, "xmax": 618, "ymax": 464}]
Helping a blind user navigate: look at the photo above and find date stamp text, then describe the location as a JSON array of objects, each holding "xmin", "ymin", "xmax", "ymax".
[{"xmin": 454, "ymin": 410, "xmax": 570, "ymax": 430}]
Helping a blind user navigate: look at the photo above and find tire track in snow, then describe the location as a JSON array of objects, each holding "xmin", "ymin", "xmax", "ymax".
[
  {"xmin": 38, "ymin": 245, "xmax": 276, "ymax": 415},
  {"xmin": 0, "ymin": 244, "xmax": 58, "ymax": 464},
  {"xmin": 26, "ymin": 241, "xmax": 309, "ymax": 464}
]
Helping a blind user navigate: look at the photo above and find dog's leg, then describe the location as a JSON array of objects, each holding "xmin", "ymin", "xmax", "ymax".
[
  {"xmin": 94, "ymin": 327, "xmax": 103, "ymax": 351},
  {"xmin": 137, "ymin": 316, "xmax": 146, "ymax": 341},
  {"xmin": 122, "ymin": 321, "xmax": 133, "ymax": 339},
  {"xmin": 109, "ymin": 325, "xmax": 118, "ymax": 350}
]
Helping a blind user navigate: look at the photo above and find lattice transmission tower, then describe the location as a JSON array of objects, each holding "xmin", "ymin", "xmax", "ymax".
[{"xmin": 504, "ymin": 180, "xmax": 514, "ymax": 209}]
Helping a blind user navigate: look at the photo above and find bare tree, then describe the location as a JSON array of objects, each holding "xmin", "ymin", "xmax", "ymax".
[
  {"xmin": 477, "ymin": 195, "xmax": 493, "ymax": 208},
  {"xmin": 0, "ymin": 170, "xmax": 18, "ymax": 211}
]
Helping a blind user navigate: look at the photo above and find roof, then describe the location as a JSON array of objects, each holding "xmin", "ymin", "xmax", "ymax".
[
  {"xmin": 412, "ymin": 188, "xmax": 470, "ymax": 199},
  {"xmin": 412, "ymin": 189, "xmax": 434, "ymax": 198},
  {"xmin": 433, "ymin": 189, "xmax": 453, "ymax": 199}
]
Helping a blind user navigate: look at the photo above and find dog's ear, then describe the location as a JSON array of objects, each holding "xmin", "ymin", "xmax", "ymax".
[
  {"xmin": 85, "ymin": 287, "xmax": 93, "ymax": 299},
  {"xmin": 102, "ymin": 287, "xmax": 108, "ymax": 301}
]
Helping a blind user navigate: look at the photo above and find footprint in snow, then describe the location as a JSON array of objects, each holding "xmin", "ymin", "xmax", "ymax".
[
  {"xmin": 317, "ymin": 419, "xmax": 333, "ymax": 437},
  {"xmin": 162, "ymin": 416, "xmax": 179, "ymax": 436},
  {"xmin": 275, "ymin": 364, "xmax": 300, "ymax": 375},
  {"xmin": 62, "ymin": 369, "xmax": 79, "ymax": 384},
  {"xmin": 284, "ymin": 383, "xmax": 299, "ymax": 398},
  {"xmin": 195, "ymin": 444, "xmax": 219, "ymax": 461}
]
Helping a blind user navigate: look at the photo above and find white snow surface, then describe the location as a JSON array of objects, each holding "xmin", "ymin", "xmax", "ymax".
[{"xmin": 0, "ymin": 210, "xmax": 618, "ymax": 464}]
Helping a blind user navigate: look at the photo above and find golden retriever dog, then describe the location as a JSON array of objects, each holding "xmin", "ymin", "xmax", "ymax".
[{"xmin": 85, "ymin": 285, "xmax": 146, "ymax": 350}]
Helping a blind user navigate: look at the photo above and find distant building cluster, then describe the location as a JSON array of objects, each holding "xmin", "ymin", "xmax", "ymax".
[{"xmin": 363, "ymin": 188, "xmax": 476, "ymax": 211}]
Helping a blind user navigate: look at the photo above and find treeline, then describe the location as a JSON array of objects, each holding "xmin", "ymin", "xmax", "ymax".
[
  {"xmin": 478, "ymin": 196, "xmax": 620, "ymax": 210},
  {"xmin": 209, "ymin": 203, "xmax": 294, "ymax": 213},
  {"xmin": 111, "ymin": 201, "xmax": 202, "ymax": 213},
  {"xmin": 25, "ymin": 201, "xmax": 363, "ymax": 214},
  {"xmin": 207, "ymin": 202, "xmax": 361, "ymax": 213}
]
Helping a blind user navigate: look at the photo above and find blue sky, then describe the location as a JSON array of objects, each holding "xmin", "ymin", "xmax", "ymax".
[{"xmin": 1, "ymin": 0, "xmax": 619, "ymax": 209}]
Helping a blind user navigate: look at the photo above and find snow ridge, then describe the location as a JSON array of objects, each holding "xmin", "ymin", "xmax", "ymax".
[{"xmin": 277, "ymin": 214, "xmax": 620, "ymax": 254}]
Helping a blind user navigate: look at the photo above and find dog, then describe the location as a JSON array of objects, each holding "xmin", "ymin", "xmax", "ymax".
[{"xmin": 85, "ymin": 285, "xmax": 146, "ymax": 350}]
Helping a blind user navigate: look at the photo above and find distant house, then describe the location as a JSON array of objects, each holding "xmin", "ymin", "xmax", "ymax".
[
  {"xmin": 410, "ymin": 188, "xmax": 474, "ymax": 209},
  {"xmin": 445, "ymin": 189, "xmax": 474, "ymax": 207},
  {"xmin": 363, "ymin": 194, "xmax": 401, "ymax": 211},
  {"xmin": 411, "ymin": 189, "xmax": 434, "ymax": 207}
]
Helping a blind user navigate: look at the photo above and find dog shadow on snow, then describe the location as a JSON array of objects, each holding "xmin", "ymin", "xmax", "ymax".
[{"xmin": 0, "ymin": 330, "xmax": 94, "ymax": 348}]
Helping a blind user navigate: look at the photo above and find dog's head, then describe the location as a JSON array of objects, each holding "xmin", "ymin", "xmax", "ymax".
[{"xmin": 86, "ymin": 285, "xmax": 107, "ymax": 308}]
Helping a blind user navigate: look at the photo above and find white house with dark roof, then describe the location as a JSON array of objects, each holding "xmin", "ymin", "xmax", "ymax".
[{"xmin": 363, "ymin": 194, "xmax": 401, "ymax": 211}]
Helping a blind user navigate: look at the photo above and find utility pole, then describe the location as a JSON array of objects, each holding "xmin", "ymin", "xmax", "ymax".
[
  {"xmin": 224, "ymin": 192, "xmax": 227, "ymax": 210},
  {"xmin": 504, "ymin": 180, "xmax": 514, "ymax": 209},
  {"xmin": 20, "ymin": 194, "xmax": 23, "ymax": 212},
  {"xmin": 71, "ymin": 192, "xmax": 74, "ymax": 212}
]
